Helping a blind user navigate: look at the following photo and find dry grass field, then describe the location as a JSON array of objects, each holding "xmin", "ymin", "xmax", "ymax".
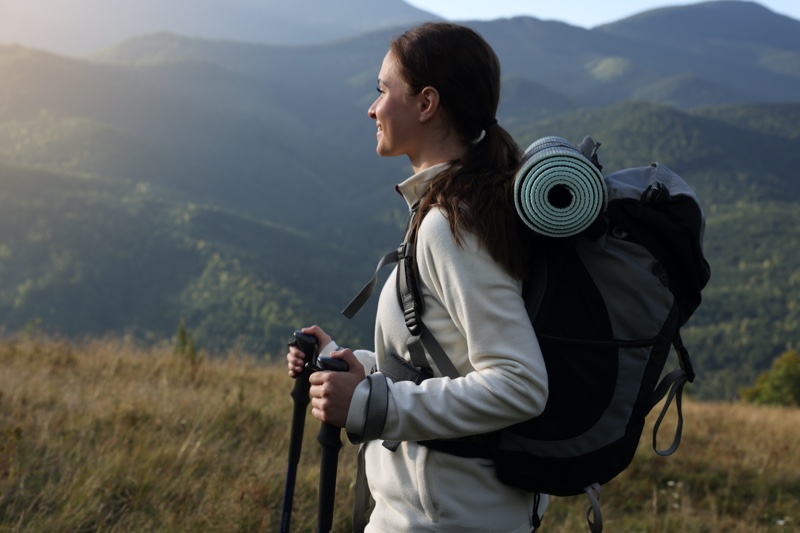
[{"xmin": 1, "ymin": 334, "xmax": 798, "ymax": 532}]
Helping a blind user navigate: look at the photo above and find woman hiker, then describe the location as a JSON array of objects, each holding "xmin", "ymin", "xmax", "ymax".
[{"xmin": 287, "ymin": 22, "xmax": 549, "ymax": 532}]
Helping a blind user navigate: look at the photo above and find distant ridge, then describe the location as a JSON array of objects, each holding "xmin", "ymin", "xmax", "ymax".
[
  {"xmin": 95, "ymin": 2, "xmax": 800, "ymax": 109},
  {"xmin": 597, "ymin": 0, "xmax": 800, "ymax": 51},
  {"xmin": 0, "ymin": 0, "xmax": 439, "ymax": 56}
]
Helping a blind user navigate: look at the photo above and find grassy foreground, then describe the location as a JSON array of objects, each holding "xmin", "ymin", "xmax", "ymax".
[{"xmin": 1, "ymin": 335, "xmax": 798, "ymax": 532}]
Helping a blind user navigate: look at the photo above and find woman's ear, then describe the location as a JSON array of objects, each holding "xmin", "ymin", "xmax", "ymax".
[{"xmin": 417, "ymin": 86, "xmax": 440, "ymax": 123}]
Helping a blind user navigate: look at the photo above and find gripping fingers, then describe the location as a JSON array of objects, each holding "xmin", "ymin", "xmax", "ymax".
[{"xmin": 286, "ymin": 346, "xmax": 306, "ymax": 377}]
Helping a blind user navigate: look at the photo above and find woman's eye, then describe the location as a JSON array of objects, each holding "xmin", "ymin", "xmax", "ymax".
[{"xmin": 376, "ymin": 86, "xmax": 384, "ymax": 94}]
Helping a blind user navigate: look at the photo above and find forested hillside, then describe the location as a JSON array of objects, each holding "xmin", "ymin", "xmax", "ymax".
[{"xmin": 1, "ymin": 2, "xmax": 800, "ymax": 399}]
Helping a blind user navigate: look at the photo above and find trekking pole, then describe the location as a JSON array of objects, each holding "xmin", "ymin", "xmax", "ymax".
[
  {"xmin": 314, "ymin": 355, "xmax": 350, "ymax": 533},
  {"xmin": 280, "ymin": 330, "xmax": 319, "ymax": 533}
]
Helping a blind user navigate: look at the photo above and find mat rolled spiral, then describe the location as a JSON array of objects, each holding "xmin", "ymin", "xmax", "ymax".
[{"xmin": 514, "ymin": 136, "xmax": 608, "ymax": 238}]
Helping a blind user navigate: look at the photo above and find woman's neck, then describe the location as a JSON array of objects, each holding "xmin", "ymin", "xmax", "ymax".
[{"xmin": 409, "ymin": 143, "xmax": 465, "ymax": 174}]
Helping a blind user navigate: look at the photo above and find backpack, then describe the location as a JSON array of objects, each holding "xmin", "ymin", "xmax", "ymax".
[{"xmin": 343, "ymin": 136, "xmax": 711, "ymax": 532}]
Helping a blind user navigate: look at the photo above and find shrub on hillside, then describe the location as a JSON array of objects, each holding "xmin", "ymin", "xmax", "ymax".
[{"xmin": 740, "ymin": 349, "xmax": 800, "ymax": 407}]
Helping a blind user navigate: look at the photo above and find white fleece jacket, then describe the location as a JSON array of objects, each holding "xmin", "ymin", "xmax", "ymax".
[{"xmin": 339, "ymin": 163, "xmax": 549, "ymax": 532}]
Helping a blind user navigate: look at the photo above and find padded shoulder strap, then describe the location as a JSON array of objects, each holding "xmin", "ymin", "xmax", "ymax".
[
  {"xmin": 523, "ymin": 244, "xmax": 549, "ymax": 321},
  {"xmin": 399, "ymin": 235, "xmax": 549, "ymax": 380},
  {"xmin": 397, "ymin": 242, "xmax": 424, "ymax": 336},
  {"xmin": 397, "ymin": 245, "xmax": 461, "ymax": 379}
]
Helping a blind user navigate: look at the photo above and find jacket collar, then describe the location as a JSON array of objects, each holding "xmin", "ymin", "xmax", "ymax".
[{"xmin": 395, "ymin": 162, "xmax": 451, "ymax": 211}]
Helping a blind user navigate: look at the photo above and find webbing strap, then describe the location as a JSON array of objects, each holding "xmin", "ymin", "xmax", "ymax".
[
  {"xmin": 342, "ymin": 202, "xmax": 420, "ymax": 321},
  {"xmin": 341, "ymin": 248, "xmax": 400, "ymax": 319},
  {"xmin": 406, "ymin": 335, "xmax": 432, "ymax": 373},
  {"xmin": 419, "ymin": 322, "xmax": 461, "ymax": 379},
  {"xmin": 530, "ymin": 492, "xmax": 542, "ymax": 531},
  {"xmin": 352, "ymin": 444, "xmax": 369, "ymax": 533},
  {"xmin": 650, "ymin": 368, "xmax": 688, "ymax": 456},
  {"xmin": 673, "ymin": 331, "xmax": 696, "ymax": 382},
  {"xmin": 647, "ymin": 332, "xmax": 694, "ymax": 456},
  {"xmin": 585, "ymin": 483, "xmax": 603, "ymax": 533}
]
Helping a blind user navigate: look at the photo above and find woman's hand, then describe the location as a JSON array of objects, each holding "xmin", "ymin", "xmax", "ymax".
[
  {"xmin": 286, "ymin": 325, "xmax": 333, "ymax": 377},
  {"xmin": 309, "ymin": 348, "xmax": 365, "ymax": 428}
]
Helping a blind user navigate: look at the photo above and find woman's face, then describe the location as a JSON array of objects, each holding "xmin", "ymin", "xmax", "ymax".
[{"xmin": 368, "ymin": 52, "xmax": 423, "ymax": 159}]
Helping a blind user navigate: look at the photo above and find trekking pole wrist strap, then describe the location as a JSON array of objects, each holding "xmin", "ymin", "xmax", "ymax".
[{"xmin": 346, "ymin": 373, "xmax": 389, "ymax": 444}]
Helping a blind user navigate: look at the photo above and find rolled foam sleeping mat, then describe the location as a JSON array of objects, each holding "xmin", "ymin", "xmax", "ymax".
[{"xmin": 514, "ymin": 136, "xmax": 608, "ymax": 238}]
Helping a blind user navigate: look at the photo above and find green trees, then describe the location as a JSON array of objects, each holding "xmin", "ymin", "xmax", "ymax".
[{"xmin": 740, "ymin": 350, "xmax": 800, "ymax": 407}]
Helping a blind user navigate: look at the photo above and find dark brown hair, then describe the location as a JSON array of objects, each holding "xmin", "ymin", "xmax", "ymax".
[{"xmin": 390, "ymin": 22, "xmax": 532, "ymax": 279}]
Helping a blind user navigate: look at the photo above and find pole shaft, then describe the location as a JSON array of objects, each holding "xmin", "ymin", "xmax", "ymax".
[
  {"xmin": 280, "ymin": 364, "xmax": 312, "ymax": 533},
  {"xmin": 317, "ymin": 423, "xmax": 343, "ymax": 533}
]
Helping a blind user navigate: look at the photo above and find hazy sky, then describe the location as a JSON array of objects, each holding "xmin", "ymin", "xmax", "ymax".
[{"xmin": 404, "ymin": 0, "xmax": 800, "ymax": 27}]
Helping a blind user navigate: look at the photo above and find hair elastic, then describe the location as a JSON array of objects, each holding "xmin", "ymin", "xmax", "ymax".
[
  {"xmin": 471, "ymin": 130, "xmax": 487, "ymax": 144},
  {"xmin": 471, "ymin": 118, "xmax": 497, "ymax": 144}
]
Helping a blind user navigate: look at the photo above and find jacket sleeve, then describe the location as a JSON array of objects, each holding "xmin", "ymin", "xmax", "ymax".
[
  {"xmin": 319, "ymin": 340, "xmax": 376, "ymax": 377},
  {"xmin": 349, "ymin": 209, "xmax": 549, "ymax": 443}
]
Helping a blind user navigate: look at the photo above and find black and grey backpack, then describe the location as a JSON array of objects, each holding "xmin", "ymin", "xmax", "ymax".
[{"xmin": 343, "ymin": 136, "xmax": 711, "ymax": 532}]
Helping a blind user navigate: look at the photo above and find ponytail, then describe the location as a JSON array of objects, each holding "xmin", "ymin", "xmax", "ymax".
[{"xmin": 394, "ymin": 23, "xmax": 534, "ymax": 279}]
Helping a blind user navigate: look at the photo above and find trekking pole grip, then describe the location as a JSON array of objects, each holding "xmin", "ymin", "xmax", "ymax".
[{"xmin": 287, "ymin": 331, "xmax": 318, "ymax": 459}]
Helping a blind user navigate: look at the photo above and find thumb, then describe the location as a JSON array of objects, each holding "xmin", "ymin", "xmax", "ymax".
[{"xmin": 331, "ymin": 348, "xmax": 364, "ymax": 375}]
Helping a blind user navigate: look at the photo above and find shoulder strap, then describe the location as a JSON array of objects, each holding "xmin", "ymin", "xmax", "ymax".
[
  {"xmin": 340, "ymin": 203, "xmax": 460, "ymax": 378},
  {"xmin": 396, "ymin": 242, "xmax": 424, "ymax": 336},
  {"xmin": 398, "ymin": 234, "xmax": 549, "ymax": 381},
  {"xmin": 397, "ymin": 244, "xmax": 461, "ymax": 379}
]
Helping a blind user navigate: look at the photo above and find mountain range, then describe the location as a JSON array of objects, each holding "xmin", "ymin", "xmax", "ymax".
[
  {"xmin": 1, "ymin": 1, "xmax": 799, "ymax": 399},
  {"xmin": 0, "ymin": 0, "xmax": 439, "ymax": 55}
]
